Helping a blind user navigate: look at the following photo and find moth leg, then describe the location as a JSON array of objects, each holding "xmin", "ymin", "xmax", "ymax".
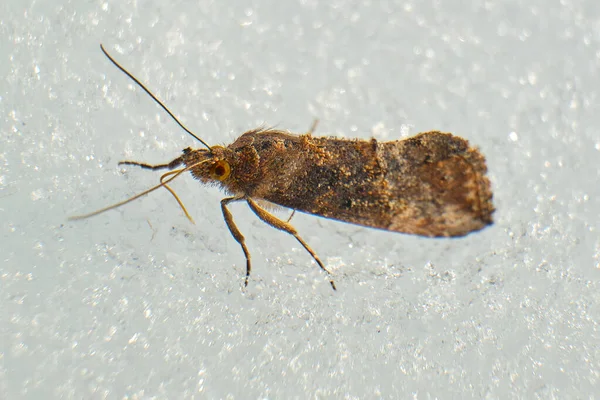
[
  {"xmin": 118, "ymin": 156, "xmax": 184, "ymax": 171},
  {"xmin": 246, "ymin": 197, "xmax": 336, "ymax": 290},
  {"xmin": 221, "ymin": 196, "xmax": 252, "ymax": 287},
  {"xmin": 159, "ymin": 169, "xmax": 194, "ymax": 223},
  {"xmin": 286, "ymin": 210, "xmax": 296, "ymax": 223},
  {"xmin": 306, "ymin": 119, "xmax": 319, "ymax": 135}
]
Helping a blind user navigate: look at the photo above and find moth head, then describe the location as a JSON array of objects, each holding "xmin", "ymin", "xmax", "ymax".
[
  {"xmin": 183, "ymin": 146, "xmax": 232, "ymax": 183},
  {"xmin": 209, "ymin": 159, "xmax": 231, "ymax": 181}
]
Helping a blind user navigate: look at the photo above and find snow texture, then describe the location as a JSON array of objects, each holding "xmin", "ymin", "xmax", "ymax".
[{"xmin": 1, "ymin": 0, "xmax": 599, "ymax": 398}]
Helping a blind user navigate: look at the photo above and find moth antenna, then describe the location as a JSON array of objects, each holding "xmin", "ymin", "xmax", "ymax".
[
  {"xmin": 99, "ymin": 44, "xmax": 212, "ymax": 151},
  {"xmin": 69, "ymin": 159, "xmax": 210, "ymax": 221}
]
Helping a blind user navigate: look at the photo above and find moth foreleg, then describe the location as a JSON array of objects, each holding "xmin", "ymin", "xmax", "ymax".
[
  {"xmin": 119, "ymin": 156, "xmax": 184, "ymax": 171},
  {"xmin": 220, "ymin": 196, "xmax": 252, "ymax": 287},
  {"xmin": 246, "ymin": 197, "xmax": 336, "ymax": 290}
]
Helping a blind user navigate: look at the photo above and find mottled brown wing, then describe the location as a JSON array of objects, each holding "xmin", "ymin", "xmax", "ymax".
[{"xmin": 231, "ymin": 130, "xmax": 494, "ymax": 237}]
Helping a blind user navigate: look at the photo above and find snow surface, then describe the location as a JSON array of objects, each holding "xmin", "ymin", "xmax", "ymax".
[{"xmin": 2, "ymin": 0, "xmax": 599, "ymax": 398}]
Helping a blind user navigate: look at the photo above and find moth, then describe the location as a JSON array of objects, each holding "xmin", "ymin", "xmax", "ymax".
[{"xmin": 71, "ymin": 45, "xmax": 495, "ymax": 290}]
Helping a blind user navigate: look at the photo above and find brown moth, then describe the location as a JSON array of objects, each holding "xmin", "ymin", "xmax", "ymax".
[{"xmin": 71, "ymin": 45, "xmax": 495, "ymax": 290}]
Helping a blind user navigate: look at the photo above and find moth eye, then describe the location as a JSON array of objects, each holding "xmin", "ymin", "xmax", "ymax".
[{"xmin": 210, "ymin": 160, "xmax": 231, "ymax": 181}]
